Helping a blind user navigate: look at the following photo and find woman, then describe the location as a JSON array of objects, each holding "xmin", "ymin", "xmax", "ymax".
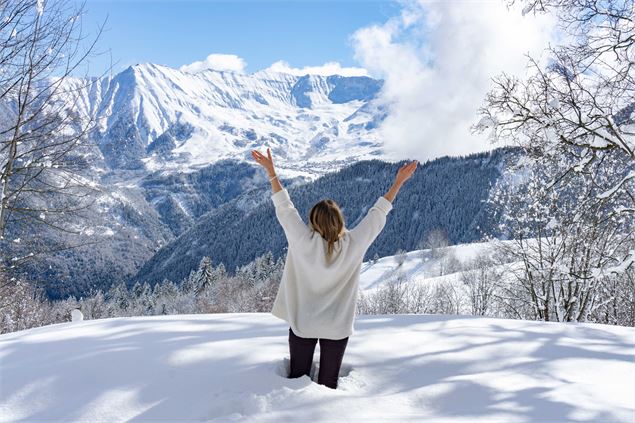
[{"xmin": 251, "ymin": 147, "xmax": 418, "ymax": 389}]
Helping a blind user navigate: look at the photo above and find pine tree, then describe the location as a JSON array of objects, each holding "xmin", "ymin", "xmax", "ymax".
[
  {"xmin": 193, "ymin": 256, "xmax": 216, "ymax": 296},
  {"xmin": 106, "ymin": 282, "xmax": 130, "ymax": 316}
]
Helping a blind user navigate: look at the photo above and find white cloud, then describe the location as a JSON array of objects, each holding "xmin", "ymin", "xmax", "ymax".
[
  {"xmin": 264, "ymin": 60, "xmax": 368, "ymax": 77},
  {"xmin": 180, "ymin": 54, "xmax": 247, "ymax": 74},
  {"xmin": 351, "ymin": 0, "xmax": 557, "ymax": 162}
]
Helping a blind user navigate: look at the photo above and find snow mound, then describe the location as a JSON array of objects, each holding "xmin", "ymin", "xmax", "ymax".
[{"xmin": 1, "ymin": 313, "xmax": 634, "ymax": 422}]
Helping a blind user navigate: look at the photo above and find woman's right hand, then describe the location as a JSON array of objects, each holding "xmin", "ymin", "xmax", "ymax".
[{"xmin": 395, "ymin": 160, "xmax": 418, "ymax": 186}]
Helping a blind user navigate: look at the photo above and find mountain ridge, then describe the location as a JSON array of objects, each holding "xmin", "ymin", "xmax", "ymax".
[{"xmin": 78, "ymin": 62, "xmax": 387, "ymax": 172}]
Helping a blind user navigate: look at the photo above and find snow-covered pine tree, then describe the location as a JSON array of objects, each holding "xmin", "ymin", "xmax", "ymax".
[
  {"xmin": 106, "ymin": 282, "xmax": 131, "ymax": 317},
  {"xmin": 192, "ymin": 256, "xmax": 215, "ymax": 296},
  {"xmin": 152, "ymin": 279, "xmax": 179, "ymax": 315}
]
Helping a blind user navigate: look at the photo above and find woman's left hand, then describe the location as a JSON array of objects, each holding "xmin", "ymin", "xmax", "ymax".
[{"xmin": 251, "ymin": 147, "xmax": 276, "ymax": 176}]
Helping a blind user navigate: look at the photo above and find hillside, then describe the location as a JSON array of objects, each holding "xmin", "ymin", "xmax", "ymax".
[
  {"xmin": 358, "ymin": 239, "xmax": 496, "ymax": 290},
  {"xmin": 0, "ymin": 314, "xmax": 633, "ymax": 422}
]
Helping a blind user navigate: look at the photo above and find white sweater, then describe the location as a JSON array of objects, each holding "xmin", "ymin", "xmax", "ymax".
[{"xmin": 270, "ymin": 188, "xmax": 393, "ymax": 339}]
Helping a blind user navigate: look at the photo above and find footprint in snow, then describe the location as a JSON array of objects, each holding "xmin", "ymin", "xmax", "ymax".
[{"xmin": 274, "ymin": 357, "xmax": 362, "ymax": 391}]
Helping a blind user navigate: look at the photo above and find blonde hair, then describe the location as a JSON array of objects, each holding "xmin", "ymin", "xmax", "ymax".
[{"xmin": 309, "ymin": 199, "xmax": 345, "ymax": 259}]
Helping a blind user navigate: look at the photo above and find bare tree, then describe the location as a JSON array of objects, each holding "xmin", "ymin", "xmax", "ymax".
[
  {"xmin": 394, "ymin": 248, "xmax": 407, "ymax": 267},
  {"xmin": 471, "ymin": 0, "xmax": 634, "ymax": 322},
  {"xmin": 431, "ymin": 281, "xmax": 463, "ymax": 314},
  {"xmin": 460, "ymin": 253, "xmax": 501, "ymax": 316},
  {"xmin": 422, "ymin": 228, "xmax": 450, "ymax": 258},
  {"xmin": 356, "ymin": 274, "xmax": 436, "ymax": 315},
  {"xmin": 0, "ymin": 0, "xmax": 106, "ymax": 274},
  {"xmin": 473, "ymin": 0, "xmax": 634, "ymax": 211},
  {"xmin": 420, "ymin": 228, "xmax": 459, "ymax": 276}
]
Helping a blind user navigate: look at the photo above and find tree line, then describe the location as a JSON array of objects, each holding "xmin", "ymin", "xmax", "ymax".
[{"xmin": 3, "ymin": 237, "xmax": 633, "ymax": 334}]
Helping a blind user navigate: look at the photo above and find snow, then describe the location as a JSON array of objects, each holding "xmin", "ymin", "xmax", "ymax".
[
  {"xmin": 521, "ymin": 4, "xmax": 533, "ymax": 16},
  {"xmin": 0, "ymin": 314, "xmax": 633, "ymax": 422},
  {"xmin": 547, "ymin": 97, "xmax": 560, "ymax": 109},
  {"xmin": 66, "ymin": 63, "xmax": 384, "ymax": 177},
  {"xmin": 476, "ymin": 115, "xmax": 496, "ymax": 129},
  {"xmin": 591, "ymin": 249, "xmax": 635, "ymax": 278},
  {"xmin": 598, "ymin": 170, "xmax": 635, "ymax": 199},
  {"xmin": 71, "ymin": 309, "xmax": 83, "ymax": 322},
  {"xmin": 545, "ymin": 216, "xmax": 558, "ymax": 230},
  {"xmin": 359, "ymin": 241, "xmax": 495, "ymax": 290}
]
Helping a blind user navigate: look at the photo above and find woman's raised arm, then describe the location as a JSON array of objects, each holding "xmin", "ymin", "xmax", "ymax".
[
  {"xmin": 383, "ymin": 160, "xmax": 418, "ymax": 203},
  {"xmin": 350, "ymin": 160, "xmax": 418, "ymax": 252},
  {"xmin": 251, "ymin": 147, "xmax": 310, "ymax": 244},
  {"xmin": 251, "ymin": 147, "xmax": 282, "ymax": 193}
]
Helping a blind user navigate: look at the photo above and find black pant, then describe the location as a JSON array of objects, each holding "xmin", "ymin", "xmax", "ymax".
[{"xmin": 288, "ymin": 327, "xmax": 349, "ymax": 389}]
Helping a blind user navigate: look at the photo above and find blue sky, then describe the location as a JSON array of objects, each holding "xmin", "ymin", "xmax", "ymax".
[{"xmin": 79, "ymin": 0, "xmax": 401, "ymax": 76}]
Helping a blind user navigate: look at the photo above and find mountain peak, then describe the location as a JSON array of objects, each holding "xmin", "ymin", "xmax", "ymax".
[{"xmin": 85, "ymin": 61, "xmax": 385, "ymax": 171}]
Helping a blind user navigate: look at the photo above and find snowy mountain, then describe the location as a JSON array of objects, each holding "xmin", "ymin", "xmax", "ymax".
[
  {"xmin": 85, "ymin": 63, "xmax": 385, "ymax": 173},
  {"xmin": 1, "ymin": 313, "xmax": 633, "ymax": 422}
]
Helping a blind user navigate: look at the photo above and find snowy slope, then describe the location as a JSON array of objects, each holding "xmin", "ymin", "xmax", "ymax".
[
  {"xmin": 77, "ymin": 63, "xmax": 386, "ymax": 174},
  {"xmin": 1, "ymin": 314, "xmax": 633, "ymax": 422},
  {"xmin": 359, "ymin": 240, "xmax": 498, "ymax": 291}
]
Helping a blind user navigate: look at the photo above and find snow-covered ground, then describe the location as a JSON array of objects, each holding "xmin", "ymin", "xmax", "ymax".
[
  {"xmin": 1, "ymin": 313, "xmax": 633, "ymax": 422},
  {"xmin": 359, "ymin": 240, "xmax": 496, "ymax": 291}
]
